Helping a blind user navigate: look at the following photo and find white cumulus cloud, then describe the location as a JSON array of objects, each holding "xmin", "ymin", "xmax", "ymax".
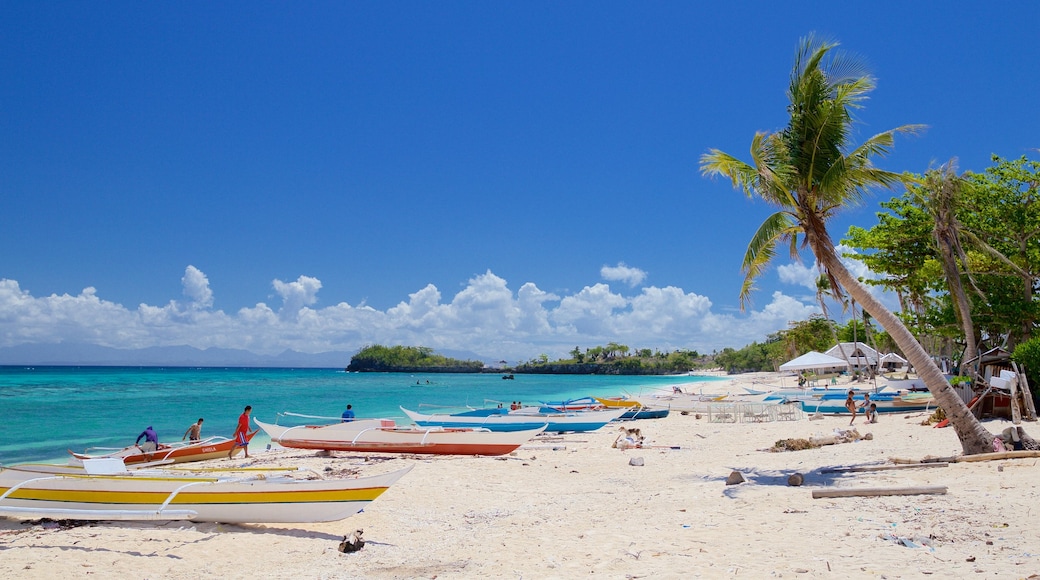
[
  {"xmin": 600, "ymin": 263, "xmax": 647, "ymax": 287},
  {"xmin": 0, "ymin": 263, "xmax": 852, "ymax": 360}
]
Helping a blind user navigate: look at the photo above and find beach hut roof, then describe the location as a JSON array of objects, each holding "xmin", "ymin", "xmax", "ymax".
[
  {"xmin": 826, "ymin": 342, "xmax": 879, "ymax": 365},
  {"xmin": 779, "ymin": 351, "xmax": 850, "ymax": 372},
  {"xmin": 879, "ymin": 352, "xmax": 908, "ymax": 364}
]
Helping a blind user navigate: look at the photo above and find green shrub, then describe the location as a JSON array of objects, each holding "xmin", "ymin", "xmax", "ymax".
[{"xmin": 1011, "ymin": 337, "xmax": 1040, "ymax": 401}]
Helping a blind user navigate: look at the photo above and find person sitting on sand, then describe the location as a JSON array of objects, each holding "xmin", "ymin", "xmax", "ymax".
[
  {"xmin": 183, "ymin": 418, "xmax": 203, "ymax": 441},
  {"xmin": 844, "ymin": 391, "xmax": 857, "ymax": 426},
  {"xmin": 866, "ymin": 403, "xmax": 878, "ymax": 424},
  {"xmin": 136, "ymin": 426, "xmax": 159, "ymax": 452},
  {"xmin": 613, "ymin": 427, "xmax": 645, "ymax": 449}
]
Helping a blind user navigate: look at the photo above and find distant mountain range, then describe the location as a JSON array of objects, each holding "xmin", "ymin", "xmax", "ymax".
[{"xmin": 0, "ymin": 343, "xmax": 498, "ymax": 368}]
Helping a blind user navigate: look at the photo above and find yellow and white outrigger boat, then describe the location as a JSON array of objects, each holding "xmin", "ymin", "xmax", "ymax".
[{"xmin": 0, "ymin": 459, "xmax": 412, "ymax": 523}]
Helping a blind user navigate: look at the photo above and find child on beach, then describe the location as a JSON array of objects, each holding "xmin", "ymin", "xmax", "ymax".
[
  {"xmin": 844, "ymin": 391, "xmax": 857, "ymax": 425},
  {"xmin": 859, "ymin": 393, "xmax": 872, "ymax": 424},
  {"xmin": 866, "ymin": 403, "xmax": 878, "ymax": 424}
]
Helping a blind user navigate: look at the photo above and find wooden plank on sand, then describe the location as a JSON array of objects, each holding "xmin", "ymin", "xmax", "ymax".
[
  {"xmin": 953, "ymin": 450, "xmax": 1040, "ymax": 462},
  {"xmin": 820, "ymin": 462, "xmax": 948, "ymax": 474},
  {"xmin": 812, "ymin": 485, "xmax": 947, "ymax": 499}
]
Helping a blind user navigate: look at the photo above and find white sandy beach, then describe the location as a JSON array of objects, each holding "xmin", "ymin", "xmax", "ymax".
[{"xmin": 2, "ymin": 372, "xmax": 1038, "ymax": 579}]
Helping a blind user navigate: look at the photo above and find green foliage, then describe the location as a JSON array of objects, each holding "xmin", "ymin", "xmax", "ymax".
[
  {"xmin": 714, "ymin": 343, "xmax": 772, "ymax": 373},
  {"xmin": 515, "ymin": 344, "xmax": 704, "ymax": 374},
  {"xmin": 347, "ymin": 345, "xmax": 483, "ymax": 372},
  {"xmin": 1012, "ymin": 338, "xmax": 1040, "ymax": 400}
]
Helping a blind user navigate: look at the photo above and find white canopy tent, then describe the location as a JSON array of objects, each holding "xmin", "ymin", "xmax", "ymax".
[{"xmin": 779, "ymin": 351, "xmax": 850, "ymax": 372}]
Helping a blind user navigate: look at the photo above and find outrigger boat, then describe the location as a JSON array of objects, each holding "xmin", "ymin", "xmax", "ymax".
[
  {"xmin": 0, "ymin": 459, "xmax": 412, "ymax": 523},
  {"xmin": 68, "ymin": 431, "xmax": 259, "ymax": 467},
  {"xmin": 799, "ymin": 391, "xmax": 936, "ymax": 414},
  {"xmin": 255, "ymin": 418, "xmax": 544, "ymax": 456},
  {"xmin": 401, "ymin": 406, "xmax": 625, "ymax": 433},
  {"xmin": 592, "ymin": 397, "xmax": 670, "ymax": 420}
]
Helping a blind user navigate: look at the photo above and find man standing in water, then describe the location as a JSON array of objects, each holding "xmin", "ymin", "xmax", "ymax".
[
  {"xmin": 183, "ymin": 418, "xmax": 204, "ymax": 441},
  {"xmin": 341, "ymin": 404, "xmax": 355, "ymax": 422},
  {"xmin": 229, "ymin": 405, "xmax": 251, "ymax": 459}
]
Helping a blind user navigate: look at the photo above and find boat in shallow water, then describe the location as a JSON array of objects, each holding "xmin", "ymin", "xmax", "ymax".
[
  {"xmin": 0, "ymin": 460, "xmax": 412, "ymax": 523},
  {"xmin": 68, "ymin": 431, "xmax": 258, "ymax": 467},
  {"xmin": 401, "ymin": 406, "xmax": 626, "ymax": 433},
  {"xmin": 256, "ymin": 418, "xmax": 544, "ymax": 456}
]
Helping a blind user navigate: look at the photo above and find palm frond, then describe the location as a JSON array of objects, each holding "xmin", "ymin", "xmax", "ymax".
[
  {"xmin": 739, "ymin": 211, "xmax": 798, "ymax": 310},
  {"xmin": 700, "ymin": 149, "xmax": 759, "ymax": 197}
]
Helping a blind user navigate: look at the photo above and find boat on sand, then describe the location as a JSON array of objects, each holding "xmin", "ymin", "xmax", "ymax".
[
  {"xmin": 401, "ymin": 406, "xmax": 625, "ymax": 433},
  {"xmin": 0, "ymin": 460, "xmax": 412, "ymax": 523},
  {"xmin": 255, "ymin": 418, "xmax": 544, "ymax": 456}
]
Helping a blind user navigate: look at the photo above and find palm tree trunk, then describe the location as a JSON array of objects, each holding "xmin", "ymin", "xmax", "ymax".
[
  {"xmin": 814, "ymin": 240, "xmax": 994, "ymax": 454},
  {"xmin": 936, "ymin": 229, "xmax": 978, "ymax": 364}
]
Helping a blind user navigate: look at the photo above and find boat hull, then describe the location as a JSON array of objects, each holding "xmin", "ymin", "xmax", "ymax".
[
  {"xmin": 0, "ymin": 463, "xmax": 412, "ymax": 523},
  {"xmin": 401, "ymin": 407, "xmax": 625, "ymax": 433},
  {"xmin": 799, "ymin": 394, "xmax": 935, "ymax": 414},
  {"xmin": 69, "ymin": 431, "xmax": 258, "ymax": 466},
  {"xmin": 619, "ymin": 408, "xmax": 670, "ymax": 420},
  {"xmin": 255, "ymin": 419, "xmax": 544, "ymax": 456}
]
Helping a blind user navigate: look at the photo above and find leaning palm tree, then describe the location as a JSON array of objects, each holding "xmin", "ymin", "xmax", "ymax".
[
  {"xmin": 700, "ymin": 35, "xmax": 994, "ymax": 454},
  {"xmin": 916, "ymin": 161, "xmax": 981, "ymax": 366}
]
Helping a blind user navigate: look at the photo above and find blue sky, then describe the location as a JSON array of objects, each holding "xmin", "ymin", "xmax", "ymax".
[{"xmin": 2, "ymin": 3, "xmax": 1037, "ymax": 361}]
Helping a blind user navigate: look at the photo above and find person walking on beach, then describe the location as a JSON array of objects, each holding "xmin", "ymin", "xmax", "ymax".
[
  {"xmin": 844, "ymin": 391, "xmax": 857, "ymax": 426},
  {"xmin": 183, "ymin": 418, "xmax": 204, "ymax": 441},
  {"xmin": 136, "ymin": 426, "xmax": 159, "ymax": 452},
  {"xmin": 229, "ymin": 405, "xmax": 252, "ymax": 459},
  {"xmin": 341, "ymin": 404, "xmax": 355, "ymax": 422}
]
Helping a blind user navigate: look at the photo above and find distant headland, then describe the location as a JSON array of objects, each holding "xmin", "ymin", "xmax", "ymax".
[{"xmin": 345, "ymin": 344, "xmax": 709, "ymax": 375}]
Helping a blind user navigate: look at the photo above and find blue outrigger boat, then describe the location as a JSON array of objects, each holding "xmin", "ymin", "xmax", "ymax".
[
  {"xmin": 799, "ymin": 391, "xmax": 935, "ymax": 414},
  {"xmin": 400, "ymin": 406, "xmax": 626, "ymax": 433}
]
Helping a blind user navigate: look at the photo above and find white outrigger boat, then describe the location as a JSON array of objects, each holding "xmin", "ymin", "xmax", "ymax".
[
  {"xmin": 256, "ymin": 418, "xmax": 545, "ymax": 456},
  {"xmin": 0, "ymin": 459, "xmax": 412, "ymax": 523}
]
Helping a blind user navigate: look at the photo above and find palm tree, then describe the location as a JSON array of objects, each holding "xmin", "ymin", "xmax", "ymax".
[
  {"xmin": 700, "ymin": 35, "xmax": 994, "ymax": 454},
  {"xmin": 916, "ymin": 161, "xmax": 981, "ymax": 366}
]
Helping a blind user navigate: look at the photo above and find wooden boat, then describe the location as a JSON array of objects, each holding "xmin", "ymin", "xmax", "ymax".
[
  {"xmin": 799, "ymin": 391, "xmax": 936, "ymax": 414},
  {"xmin": 0, "ymin": 460, "xmax": 412, "ymax": 523},
  {"xmin": 401, "ymin": 406, "xmax": 626, "ymax": 433},
  {"xmin": 593, "ymin": 396, "xmax": 642, "ymax": 408},
  {"xmin": 68, "ymin": 431, "xmax": 258, "ymax": 466},
  {"xmin": 255, "ymin": 418, "xmax": 544, "ymax": 456},
  {"xmin": 540, "ymin": 397, "xmax": 604, "ymax": 411},
  {"xmin": 591, "ymin": 397, "xmax": 669, "ymax": 419}
]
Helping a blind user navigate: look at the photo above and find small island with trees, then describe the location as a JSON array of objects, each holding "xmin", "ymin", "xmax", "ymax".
[{"xmin": 346, "ymin": 343, "xmax": 711, "ymax": 375}]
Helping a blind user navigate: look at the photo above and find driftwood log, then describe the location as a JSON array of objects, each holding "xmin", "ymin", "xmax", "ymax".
[
  {"xmin": 812, "ymin": 485, "xmax": 947, "ymax": 499},
  {"xmin": 892, "ymin": 450, "xmax": 1040, "ymax": 464},
  {"xmin": 820, "ymin": 462, "xmax": 949, "ymax": 474}
]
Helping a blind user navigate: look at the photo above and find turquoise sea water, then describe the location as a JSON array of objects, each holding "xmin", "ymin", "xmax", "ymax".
[{"xmin": 0, "ymin": 366, "xmax": 724, "ymax": 465}]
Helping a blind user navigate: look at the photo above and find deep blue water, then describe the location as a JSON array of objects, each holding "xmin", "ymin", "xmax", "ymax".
[{"xmin": 0, "ymin": 366, "xmax": 724, "ymax": 465}]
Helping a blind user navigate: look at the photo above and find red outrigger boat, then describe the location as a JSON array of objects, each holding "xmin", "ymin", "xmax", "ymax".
[{"xmin": 68, "ymin": 430, "xmax": 258, "ymax": 466}]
